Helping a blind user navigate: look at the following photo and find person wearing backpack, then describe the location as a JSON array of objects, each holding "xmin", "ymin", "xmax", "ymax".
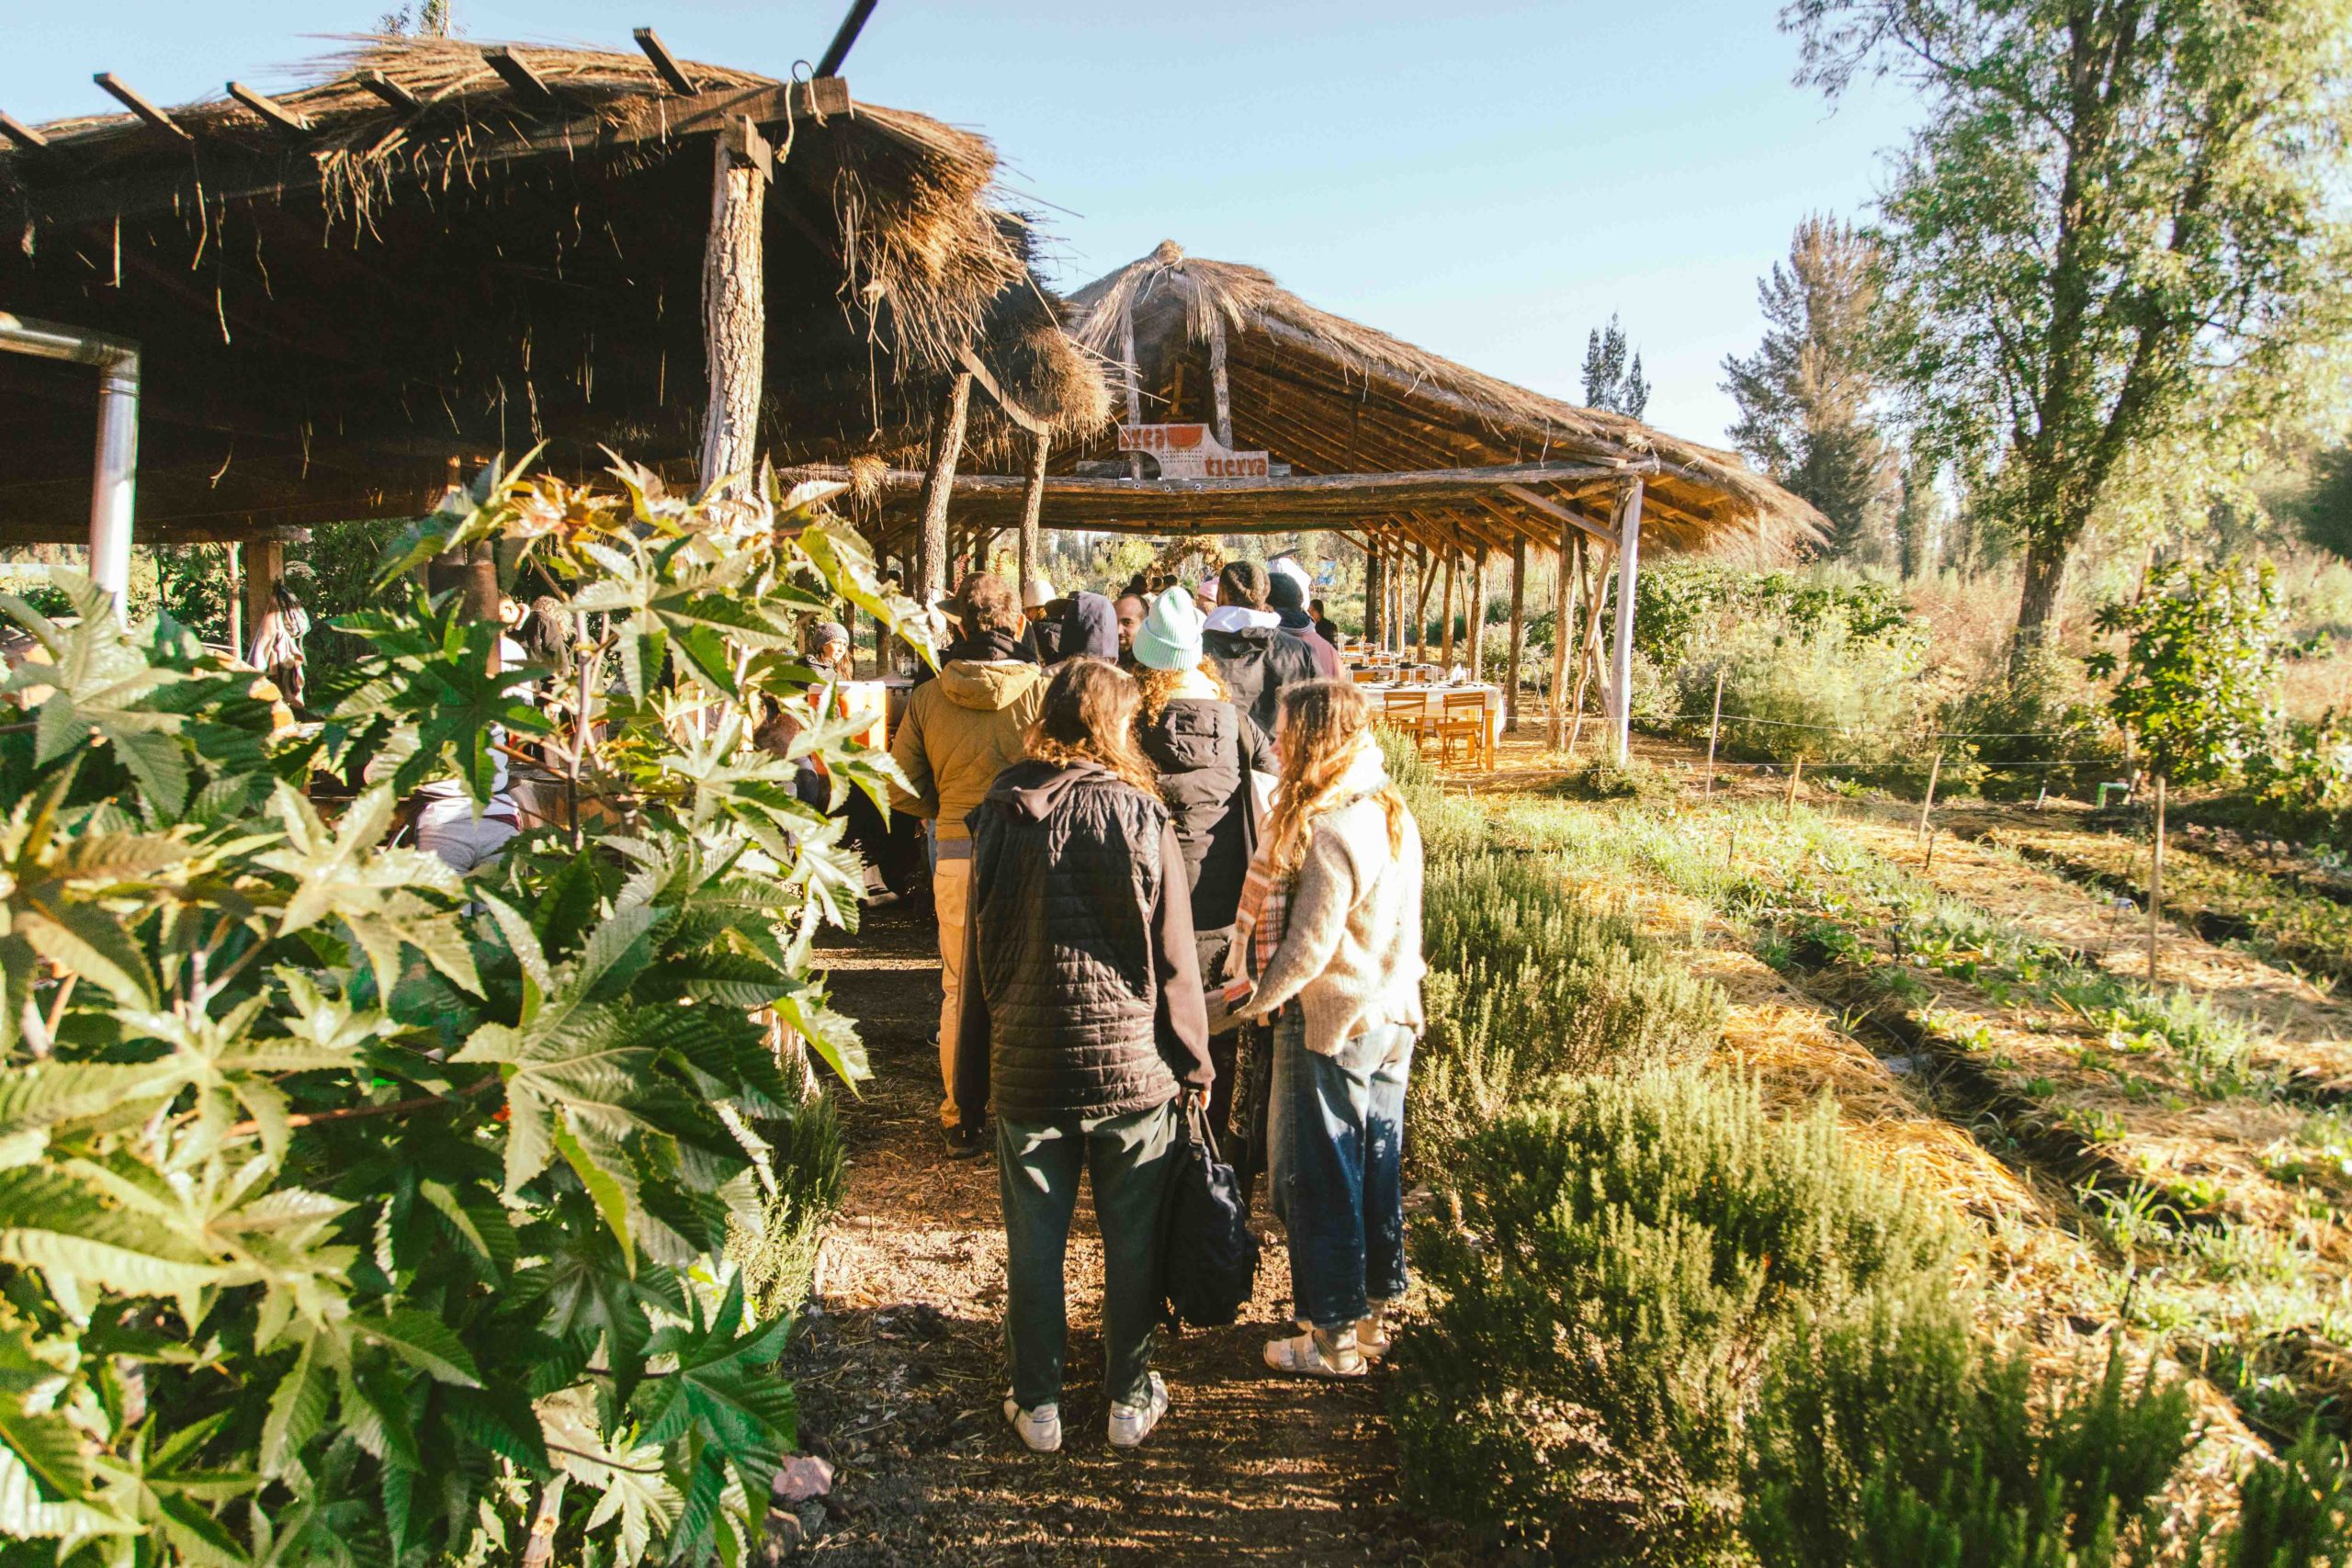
[
  {"xmin": 1128, "ymin": 585, "xmax": 1273, "ymax": 1139},
  {"xmin": 957, "ymin": 660, "xmax": 1212, "ymax": 1453},
  {"xmin": 1202, "ymin": 559, "xmax": 1321, "ymax": 738},
  {"xmin": 1227, "ymin": 680, "xmax": 1425, "ymax": 1379}
]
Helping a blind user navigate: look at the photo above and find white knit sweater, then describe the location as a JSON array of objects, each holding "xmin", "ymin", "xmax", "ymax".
[{"xmin": 1241, "ymin": 753, "xmax": 1426, "ymax": 1055}]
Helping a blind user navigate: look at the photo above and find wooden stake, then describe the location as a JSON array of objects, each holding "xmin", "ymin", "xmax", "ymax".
[
  {"xmin": 1923, "ymin": 827, "xmax": 1939, "ymax": 872},
  {"xmin": 1703, "ymin": 668, "xmax": 1724, "ymax": 797},
  {"xmin": 697, "ymin": 125, "xmax": 768, "ymax": 498},
  {"xmin": 2148, "ymin": 772, "xmax": 2166, "ymax": 984},
  {"xmin": 1784, "ymin": 756, "xmax": 1803, "ymax": 818},
  {"xmin": 914, "ymin": 372, "xmax": 973, "ymax": 606},
  {"xmin": 1917, "ymin": 750, "xmax": 1943, "ymax": 843},
  {"xmin": 1506, "ymin": 534, "xmax": 1527, "ymax": 733},
  {"xmin": 1016, "ymin": 427, "xmax": 1048, "ymax": 595}
]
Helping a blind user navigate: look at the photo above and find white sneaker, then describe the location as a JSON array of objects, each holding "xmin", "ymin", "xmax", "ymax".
[
  {"xmin": 1002, "ymin": 1394, "xmax": 1061, "ymax": 1452},
  {"xmin": 1106, "ymin": 1371, "xmax": 1169, "ymax": 1450},
  {"xmin": 1355, "ymin": 1314, "xmax": 1393, "ymax": 1360}
]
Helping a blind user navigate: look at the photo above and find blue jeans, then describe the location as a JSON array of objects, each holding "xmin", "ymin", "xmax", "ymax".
[
  {"xmin": 997, "ymin": 1101, "xmax": 1180, "ymax": 1411},
  {"xmin": 1268, "ymin": 1011, "xmax": 1415, "ymax": 1332}
]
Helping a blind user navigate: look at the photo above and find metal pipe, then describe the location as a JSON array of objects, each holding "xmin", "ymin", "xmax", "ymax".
[
  {"xmin": 0, "ymin": 312, "xmax": 141, "ymax": 607},
  {"xmin": 814, "ymin": 0, "xmax": 879, "ymax": 77}
]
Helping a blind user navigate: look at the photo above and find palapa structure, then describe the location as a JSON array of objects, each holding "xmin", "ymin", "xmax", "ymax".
[
  {"xmin": 821, "ymin": 241, "xmax": 1825, "ymax": 759},
  {"xmin": 0, "ymin": 28, "xmax": 1106, "ymax": 625}
]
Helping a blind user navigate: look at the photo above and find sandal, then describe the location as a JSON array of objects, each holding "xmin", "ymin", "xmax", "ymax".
[{"xmin": 1262, "ymin": 1328, "xmax": 1366, "ymax": 1378}]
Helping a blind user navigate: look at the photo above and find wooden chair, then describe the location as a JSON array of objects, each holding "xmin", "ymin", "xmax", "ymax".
[
  {"xmin": 1350, "ymin": 667, "xmax": 1382, "ymax": 685},
  {"xmin": 1381, "ymin": 689, "xmax": 1437, "ymax": 754},
  {"xmin": 1435, "ymin": 689, "xmax": 1491, "ymax": 770}
]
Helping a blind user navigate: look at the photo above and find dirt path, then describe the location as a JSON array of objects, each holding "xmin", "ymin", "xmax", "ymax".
[{"xmin": 785, "ymin": 898, "xmax": 1457, "ymax": 1565}]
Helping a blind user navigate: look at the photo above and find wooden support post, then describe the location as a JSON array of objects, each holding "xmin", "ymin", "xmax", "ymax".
[
  {"xmin": 1363, "ymin": 541, "xmax": 1385, "ymax": 648},
  {"xmin": 1917, "ymin": 750, "xmax": 1943, "ymax": 842},
  {"xmin": 1548, "ymin": 527, "xmax": 1574, "ymax": 750},
  {"xmin": 243, "ymin": 541, "xmax": 283, "ymax": 650},
  {"xmin": 1120, "ymin": 302, "xmax": 1146, "ymax": 480},
  {"xmin": 1704, "ymin": 669, "xmax": 1724, "ymax": 796},
  {"xmin": 227, "ymin": 543, "xmax": 244, "ymax": 659},
  {"xmin": 1785, "ymin": 756, "xmax": 1804, "ymax": 818},
  {"xmin": 1468, "ymin": 543, "xmax": 1489, "ymax": 681},
  {"xmin": 697, "ymin": 122, "xmax": 769, "ymax": 498},
  {"xmin": 1609, "ymin": 479, "xmax": 1645, "ymax": 764},
  {"xmin": 1505, "ymin": 536, "xmax": 1527, "ymax": 732},
  {"xmin": 1017, "ymin": 428, "xmax": 1049, "ymax": 596},
  {"xmin": 1208, "ymin": 315, "xmax": 1234, "ymax": 449},
  {"xmin": 1413, "ymin": 543, "xmax": 1432, "ymax": 665},
  {"xmin": 1440, "ymin": 547, "xmax": 1459, "ymax": 667},
  {"xmin": 915, "ymin": 372, "xmax": 974, "ymax": 606}
]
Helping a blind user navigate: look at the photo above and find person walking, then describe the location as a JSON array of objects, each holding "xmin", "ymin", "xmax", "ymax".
[
  {"xmin": 1227, "ymin": 680, "xmax": 1425, "ymax": 1379},
  {"xmin": 1202, "ymin": 560, "xmax": 1322, "ymax": 737},
  {"xmin": 889, "ymin": 572, "xmax": 1046, "ymax": 1156},
  {"xmin": 957, "ymin": 660, "xmax": 1212, "ymax": 1453},
  {"xmin": 1129, "ymin": 585, "xmax": 1274, "ymax": 1138}
]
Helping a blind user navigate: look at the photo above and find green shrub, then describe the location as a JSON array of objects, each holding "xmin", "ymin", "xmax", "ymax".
[
  {"xmin": 1744, "ymin": 1289, "xmax": 2195, "ymax": 1567},
  {"xmin": 2228, "ymin": 1426, "xmax": 2352, "ymax": 1568},
  {"xmin": 1687, "ymin": 618, "xmax": 1928, "ymax": 771},
  {"xmin": 1378, "ymin": 724, "xmax": 1489, "ymax": 861},
  {"xmin": 1549, "ymin": 756, "xmax": 1681, "ymax": 806},
  {"xmin": 1414, "ymin": 853, "xmax": 1724, "ymax": 1155},
  {"xmin": 1393, "ymin": 1072, "xmax": 1960, "ymax": 1559},
  {"xmin": 1937, "ymin": 646, "xmax": 2120, "ymax": 800},
  {"xmin": 733, "ymin": 1091, "xmax": 848, "ymax": 1319}
]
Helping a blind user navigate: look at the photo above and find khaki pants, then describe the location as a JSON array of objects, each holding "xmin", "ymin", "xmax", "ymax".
[{"xmin": 933, "ymin": 855, "xmax": 973, "ymax": 1128}]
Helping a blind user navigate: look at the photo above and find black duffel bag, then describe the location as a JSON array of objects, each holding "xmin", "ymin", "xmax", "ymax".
[{"xmin": 1159, "ymin": 1100, "xmax": 1261, "ymax": 1328}]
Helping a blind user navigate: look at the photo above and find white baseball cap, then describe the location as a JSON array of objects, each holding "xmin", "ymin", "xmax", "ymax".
[{"xmin": 1022, "ymin": 573, "xmax": 1057, "ymax": 609}]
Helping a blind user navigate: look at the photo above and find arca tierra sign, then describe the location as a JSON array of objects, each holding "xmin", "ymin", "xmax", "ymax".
[{"xmin": 1116, "ymin": 423, "xmax": 1271, "ymax": 479}]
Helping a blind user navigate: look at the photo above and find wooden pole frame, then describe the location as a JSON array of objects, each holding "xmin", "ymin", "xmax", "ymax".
[
  {"xmin": 1440, "ymin": 546, "xmax": 1459, "ymax": 668},
  {"xmin": 915, "ymin": 371, "xmax": 974, "ymax": 606},
  {"xmin": 1609, "ymin": 479, "xmax": 1645, "ymax": 764},
  {"xmin": 1016, "ymin": 428, "xmax": 1049, "ymax": 596},
  {"xmin": 1548, "ymin": 529, "xmax": 1575, "ymax": 750},
  {"xmin": 1468, "ymin": 542, "xmax": 1489, "ymax": 681},
  {"xmin": 1506, "ymin": 535, "xmax": 1526, "ymax": 733},
  {"xmin": 697, "ymin": 121, "xmax": 771, "ymax": 498}
]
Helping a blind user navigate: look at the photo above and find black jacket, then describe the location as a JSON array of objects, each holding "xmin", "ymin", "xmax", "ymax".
[
  {"xmin": 1136, "ymin": 696, "xmax": 1272, "ymax": 931},
  {"xmin": 957, "ymin": 761, "xmax": 1212, "ymax": 1126},
  {"xmin": 1202, "ymin": 625, "xmax": 1323, "ymax": 737}
]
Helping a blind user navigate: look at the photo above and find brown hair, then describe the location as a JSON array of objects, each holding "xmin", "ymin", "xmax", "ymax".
[
  {"xmin": 954, "ymin": 571, "xmax": 1023, "ymax": 637},
  {"xmin": 1133, "ymin": 658, "xmax": 1228, "ymax": 723},
  {"xmin": 1026, "ymin": 660, "xmax": 1160, "ymax": 795},
  {"xmin": 1263, "ymin": 680, "xmax": 1407, "ymax": 876},
  {"xmin": 1218, "ymin": 559, "xmax": 1270, "ymax": 610}
]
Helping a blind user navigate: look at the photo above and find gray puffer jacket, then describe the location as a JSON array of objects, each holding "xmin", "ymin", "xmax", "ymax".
[{"xmin": 956, "ymin": 761, "xmax": 1212, "ymax": 1126}]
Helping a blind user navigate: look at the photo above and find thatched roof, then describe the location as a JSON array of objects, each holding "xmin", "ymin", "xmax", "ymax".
[
  {"xmin": 0, "ymin": 36, "xmax": 1108, "ymax": 542},
  {"xmin": 1053, "ymin": 241, "xmax": 1822, "ymax": 558}
]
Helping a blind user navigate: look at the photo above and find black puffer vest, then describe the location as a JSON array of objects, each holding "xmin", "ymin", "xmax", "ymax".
[
  {"xmin": 965, "ymin": 760, "xmax": 1182, "ymax": 1123},
  {"xmin": 1136, "ymin": 696, "xmax": 1268, "ymax": 931}
]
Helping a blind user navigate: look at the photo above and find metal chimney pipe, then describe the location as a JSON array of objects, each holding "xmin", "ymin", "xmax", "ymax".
[{"xmin": 0, "ymin": 312, "xmax": 142, "ymax": 607}]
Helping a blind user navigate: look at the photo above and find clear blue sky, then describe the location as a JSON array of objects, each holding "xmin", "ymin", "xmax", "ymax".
[{"xmin": 1, "ymin": 0, "xmax": 1922, "ymax": 448}]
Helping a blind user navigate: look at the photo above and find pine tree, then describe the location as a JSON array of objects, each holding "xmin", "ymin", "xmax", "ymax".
[
  {"xmin": 1721, "ymin": 215, "xmax": 1892, "ymax": 559},
  {"xmin": 1581, "ymin": 313, "xmax": 1650, "ymax": 419}
]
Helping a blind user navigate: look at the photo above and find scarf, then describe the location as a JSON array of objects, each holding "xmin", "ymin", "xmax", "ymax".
[{"xmin": 1227, "ymin": 736, "xmax": 1390, "ymax": 988}]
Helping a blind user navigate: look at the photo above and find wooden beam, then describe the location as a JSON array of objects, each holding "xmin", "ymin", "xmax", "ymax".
[
  {"xmin": 357, "ymin": 71, "xmax": 423, "ymax": 113},
  {"xmin": 1500, "ymin": 481, "xmax": 1616, "ymax": 546},
  {"xmin": 956, "ymin": 346, "xmax": 1050, "ymax": 438},
  {"xmin": 719, "ymin": 114, "xmax": 773, "ymax": 182},
  {"xmin": 484, "ymin": 48, "xmax": 560, "ymax": 109},
  {"xmin": 632, "ymin": 28, "xmax": 700, "ymax": 96},
  {"xmin": 816, "ymin": 0, "xmax": 882, "ymax": 77},
  {"xmin": 0, "ymin": 111, "xmax": 51, "ymax": 151},
  {"xmin": 93, "ymin": 73, "xmax": 191, "ymax": 141},
  {"xmin": 226, "ymin": 81, "xmax": 311, "ymax": 137}
]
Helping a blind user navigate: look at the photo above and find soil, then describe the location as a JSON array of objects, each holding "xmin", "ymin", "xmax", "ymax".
[{"xmin": 783, "ymin": 897, "xmax": 1463, "ymax": 1566}]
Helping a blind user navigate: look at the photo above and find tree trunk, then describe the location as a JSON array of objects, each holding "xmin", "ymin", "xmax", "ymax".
[
  {"xmin": 698, "ymin": 133, "xmax": 766, "ymax": 498},
  {"xmin": 1440, "ymin": 548, "xmax": 1459, "ymax": 666},
  {"xmin": 1506, "ymin": 535, "xmax": 1526, "ymax": 732},
  {"xmin": 1017, "ymin": 429, "xmax": 1048, "ymax": 595},
  {"xmin": 1413, "ymin": 544, "xmax": 1430, "ymax": 664},
  {"xmin": 1364, "ymin": 544, "xmax": 1385, "ymax": 646},
  {"xmin": 915, "ymin": 372, "xmax": 973, "ymax": 607},
  {"xmin": 1468, "ymin": 544, "xmax": 1488, "ymax": 682},
  {"xmin": 1548, "ymin": 530, "xmax": 1575, "ymax": 750},
  {"xmin": 2011, "ymin": 531, "xmax": 2071, "ymax": 665}
]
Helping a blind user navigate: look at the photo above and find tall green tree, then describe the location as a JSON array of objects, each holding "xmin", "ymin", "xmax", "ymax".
[
  {"xmin": 1786, "ymin": 0, "xmax": 2352, "ymax": 655},
  {"xmin": 1581, "ymin": 313, "xmax": 1651, "ymax": 420},
  {"xmin": 1722, "ymin": 215, "xmax": 1893, "ymax": 560}
]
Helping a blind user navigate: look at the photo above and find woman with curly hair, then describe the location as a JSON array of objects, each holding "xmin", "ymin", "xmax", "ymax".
[
  {"xmin": 1228, "ymin": 679, "xmax": 1425, "ymax": 1379},
  {"xmin": 957, "ymin": 658, "xmax": 1211, "ymax": 1453}
]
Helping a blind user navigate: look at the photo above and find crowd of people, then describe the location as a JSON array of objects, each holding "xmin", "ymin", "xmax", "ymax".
[{"xmin": 888, "ymin": 558, "xmax": 1427, "ymax": 1454}]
